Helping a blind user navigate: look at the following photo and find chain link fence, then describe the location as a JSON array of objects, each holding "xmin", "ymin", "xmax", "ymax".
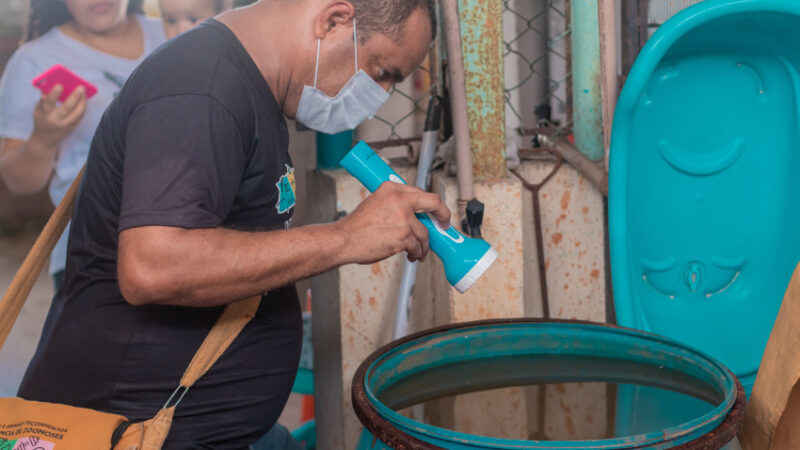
[
  {"xmin": 359, "ymin": 0, "xmax": 574, "ymax": 148},
  {"xmin": 622, "ymin": 0, "xmax": 705, "ymax": 79},
  {"xmin": 503, "ymin": 0, "xmax": 571, "ymax": 133},
  {"xmin": 647, "ymin": 0, "xmax": 704, "ymax": 33},
  {"xmin": 357, "ymin": 55, "xmax": 439, "ymax": 145}
]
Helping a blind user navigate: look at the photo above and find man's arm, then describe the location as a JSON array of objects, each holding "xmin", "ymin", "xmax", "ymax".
[{"xmin": 118, "ymin": 181, "xmax": 450, "ymax": 307}]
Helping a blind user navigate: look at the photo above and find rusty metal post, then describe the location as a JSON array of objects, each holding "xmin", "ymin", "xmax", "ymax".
[{"xmin": 457, "ymin": 0, "xmax": 507, "ymax": 180}]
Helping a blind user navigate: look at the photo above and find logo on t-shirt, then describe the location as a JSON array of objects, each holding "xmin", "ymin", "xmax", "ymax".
[{"xmin": 276, "ymin": 165, "xmax": 296, "ymax": 214}]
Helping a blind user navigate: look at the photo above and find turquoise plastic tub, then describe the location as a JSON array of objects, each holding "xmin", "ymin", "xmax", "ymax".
[
  {"xmin": 351, "ymin": 320, "xmax": 744, "ymax": 449},
  {"xmin": 609, "ymin": 0, "xmax": 800, "ymax": 436}
]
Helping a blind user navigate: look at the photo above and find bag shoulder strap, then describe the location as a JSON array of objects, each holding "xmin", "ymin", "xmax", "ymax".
[
  {"xmin": 179, "ymin": 295, "xmax": 261, "ymax": 387},
  {"xmin": 139, "ymin": 294, "xmax": 261, "ymax": 448},
  {"xmin": 0, "ymin": 166, "xmax": 85, "ymax": 350}
]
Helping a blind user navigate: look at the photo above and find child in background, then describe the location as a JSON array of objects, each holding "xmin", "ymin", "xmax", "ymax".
[{"xmin": 159, "ymin": 0, "xmax": 233, "ymax": 39}]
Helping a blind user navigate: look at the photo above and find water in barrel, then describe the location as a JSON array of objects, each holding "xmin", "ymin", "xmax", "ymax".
[{"xmin": 378, "ymin": 354, "xmax": 719, "ymax": 441}]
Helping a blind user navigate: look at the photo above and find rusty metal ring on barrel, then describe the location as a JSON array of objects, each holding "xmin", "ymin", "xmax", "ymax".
[{"xmin": 351, "ymin": 319, "xmax": 745, "ymax": 449}]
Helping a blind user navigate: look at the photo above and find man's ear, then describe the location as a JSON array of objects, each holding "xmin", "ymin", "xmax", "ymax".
[{"xmin": 313, "ymin": 1, "xmax": 356, "ymax": 40}]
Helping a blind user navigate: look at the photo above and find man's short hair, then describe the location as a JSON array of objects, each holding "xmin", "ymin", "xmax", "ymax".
[{"xmin": 350, "ymin": 0, "xmax": 437, "ymax": 44}]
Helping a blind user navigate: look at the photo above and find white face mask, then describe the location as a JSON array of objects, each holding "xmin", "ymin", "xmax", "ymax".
[{"xmin": 296, "ymin": 19, "xmax": 391, "ymax": 134}]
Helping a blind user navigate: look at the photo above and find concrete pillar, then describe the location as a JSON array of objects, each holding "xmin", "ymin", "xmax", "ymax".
[
  {"xmin": 308, "ymin": 166, "xmax": 418, "ymax": 449},
  {"xmin": 516, "ymin": 160, "xmax": 609, "ymax": 440},
  {"xmin": 308, "ymin": 161, "xmax": 610, "ymax": 445},
  {"xmin": 308, "ymin": 166, "xmax": 529, "ymax": 445},
  {"xmin": 422, "ymin": 172, "xmax": 529, "ymax": 439},
  {"xmin": 429, "ymin": 173, "xmax": 526, "ymax": 322}
]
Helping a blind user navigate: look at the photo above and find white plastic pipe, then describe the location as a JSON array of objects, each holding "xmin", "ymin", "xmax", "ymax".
[{"xmin": 392, "ymin": 97, "xmax": 442, "ymax": 340}]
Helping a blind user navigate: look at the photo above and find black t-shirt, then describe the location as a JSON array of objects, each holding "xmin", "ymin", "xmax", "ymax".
[{"xmin": 19, "ymin": 20, "xmax": 302, "ymax": 448}]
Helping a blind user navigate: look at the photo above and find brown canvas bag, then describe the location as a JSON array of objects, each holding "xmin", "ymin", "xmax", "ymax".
[
  {"xmin": 0, "ymin": 167, "xmax": 261, "ymax": 449},
  {"xmin": 740, "ymin": 262, "xmax": 800, "ymax": 449}
]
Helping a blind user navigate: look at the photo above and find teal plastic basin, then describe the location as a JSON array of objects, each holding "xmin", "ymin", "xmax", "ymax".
[
  {"xmin": 351, "ymin": 320, "xmax": 744, "ymax": 449},
  {"xmin": 609, "ymin": 0, "xmax": 800, "ymax": 436},
  {"xmin": 610, "ymin": 0, "xmax": 800, "ymax": 393}
]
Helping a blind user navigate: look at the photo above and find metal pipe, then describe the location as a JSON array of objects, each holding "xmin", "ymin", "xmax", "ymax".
[
  {"xmin": 535, "ymin": 133, "xmax": 608, "ymax": 196},
  {"xmin": 598, "ymin": 0, "xmax": 618, "ymax": 166},
  {"xmin": 393, "ymin": 97, "xmax": 442, "ymax": 340},
  {"xmin": 428, "ymin": 8, "xmax": 442, "ymax": 98},
  {"xmin": 621, "ymin": 0, "xmax": 649, "ymax": 80},
  {"xmin": 510, "ymin": 152, "xmax": 563, "ymax": 321},
  {"xmin": 441, "ymin": 0, "xmax": 475, "ymax": 213},
  {"xmin": 366, "ymin": 137, "xmax": 420, "ymax": 150},
  {"xmin": 570, "ymin": 0, "xmax": 605, "ymax": 161}
]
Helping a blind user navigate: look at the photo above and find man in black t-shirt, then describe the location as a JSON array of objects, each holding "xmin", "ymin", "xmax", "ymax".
[{"xmin": 19, "ymin": 0, "xmax": 447, "ymax": 448}]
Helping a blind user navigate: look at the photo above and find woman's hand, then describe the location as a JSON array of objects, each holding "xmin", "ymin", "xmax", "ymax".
[
  {"xmin": 32, "ymin": 84, "xmax": 88, "ymax": 146},
  {"xmin": 0, "ymin": 85, "xmax": 88, "ymax": 194}
]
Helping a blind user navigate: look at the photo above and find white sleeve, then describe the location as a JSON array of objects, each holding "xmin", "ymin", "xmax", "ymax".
[{"xmin": 0, "ymin": 48, "xmax": 42, "ymax": 141}]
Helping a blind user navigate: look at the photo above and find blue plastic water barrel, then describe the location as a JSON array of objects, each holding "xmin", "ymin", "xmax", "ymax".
[{"xmin": 351, "ymin": 320, "xmax": 744, "ymax": 449}]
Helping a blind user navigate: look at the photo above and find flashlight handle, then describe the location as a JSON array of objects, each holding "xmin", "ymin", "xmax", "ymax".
[
  {"xmin": 339, "ymin": 141, "xmax": 469, "ymax": 243},
  {"xmin": 340, "ymin": 141, "xmax": 497, "ymax": 293}
]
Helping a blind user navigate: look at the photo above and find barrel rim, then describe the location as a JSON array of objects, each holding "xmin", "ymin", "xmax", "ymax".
[{"xmin": 351, "ymin": 318, "xmax": 745, "ymax": 449}]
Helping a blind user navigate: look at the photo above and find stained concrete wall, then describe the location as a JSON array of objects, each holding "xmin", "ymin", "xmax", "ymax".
[
  {"xmin": 308, "ymin": 158, "xmax": 608, "ymax": 447},
  {"xmin": 423, "ymin": 173, "xmax": 529, "ymax": 439},
  {"xmin": 308, "ymin": 166, "xmax": 419, "ymax": 449},
  {"xmin": 517, "ymin": 162, "xmax": 606, "ymax": 323},
  {"xmin": 516, "ymin": 160, "xmax": 609, "ymax": 440}
]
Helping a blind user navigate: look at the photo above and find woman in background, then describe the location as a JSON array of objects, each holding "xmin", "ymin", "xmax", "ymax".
[{"xmin": 0, "ymin": 0, "xmax": 166, "ymax": 289}]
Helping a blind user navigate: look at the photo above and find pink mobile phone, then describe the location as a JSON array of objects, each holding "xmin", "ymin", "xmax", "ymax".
[{"xmin": 32, "ymin": 64, "xmax": 98, "ymax": 102}]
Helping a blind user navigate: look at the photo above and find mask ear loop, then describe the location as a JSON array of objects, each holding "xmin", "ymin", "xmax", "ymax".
[
  {"xmin": 314, "ymin": 38, "xmax": 321, "ymax": 88},
  {"xmin": 353, "ymin": 17, "xmax": 358, "ymax": 74}
]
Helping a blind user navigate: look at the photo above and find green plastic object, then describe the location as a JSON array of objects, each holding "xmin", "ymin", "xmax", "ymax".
[
  {"xmin": 316, "ymin": 130, "xmax": 354, "ymax": 169},
  {"xmin": 291, "ymin": 419, "xmax": 316, "ymax": 449},
  {"xmin": 291, "ymin": 311, "xmax": 315, "ymax": 447},
  {"xmin": 609, "ymin": 0, "xmax": 800, "ymax": 436},
  {"xmin": 291, "ymin": 368, "xmax": 314, "ymax": 397}
]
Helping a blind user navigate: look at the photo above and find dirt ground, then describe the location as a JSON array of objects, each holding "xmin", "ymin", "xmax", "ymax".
[{"xmin": 0, "ymin": 231, "xmax": 303, "ymax": 429}]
